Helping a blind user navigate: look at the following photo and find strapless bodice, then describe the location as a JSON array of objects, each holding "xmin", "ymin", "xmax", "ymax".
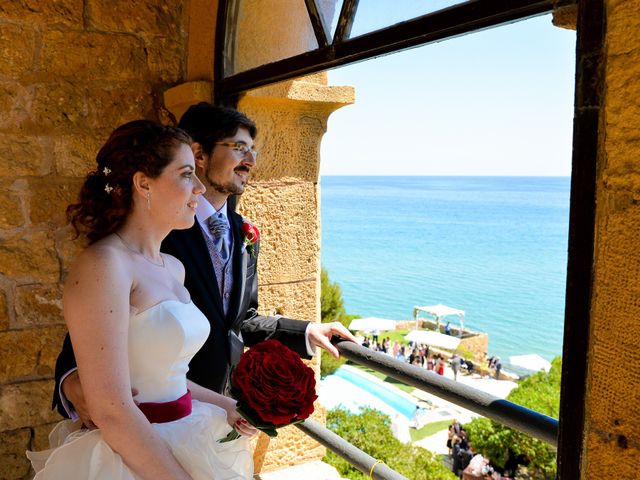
[{"xmin": 128, "ymin": 300, "xmax": 210, "ymax": 403}]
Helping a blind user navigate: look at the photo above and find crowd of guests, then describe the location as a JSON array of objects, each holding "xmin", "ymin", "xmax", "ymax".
[
  {"xmin": 360, "ymin": 336, "xmax": 475, "ymax": 379},
  {"xmin": 447, "ymin": 420, "xmax": 512, "ymax": 479}
]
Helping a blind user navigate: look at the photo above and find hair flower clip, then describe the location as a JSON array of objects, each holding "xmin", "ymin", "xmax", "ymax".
[
  {"xmin": 103, "ymin": 166, "xmax": 111, "ymax": 176},
  {"xmin": 104, "ymin": 183, "xmax": 113, "ymax": 193}
]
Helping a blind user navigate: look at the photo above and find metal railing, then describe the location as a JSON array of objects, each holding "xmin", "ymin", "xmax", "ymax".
[
  {"xmin": 297, "ymin": 340, "xmax": 558, "ymax": 479},
  {"xmin": 297, "ymin": 418, "xmax": 408, "ymax": 480}
]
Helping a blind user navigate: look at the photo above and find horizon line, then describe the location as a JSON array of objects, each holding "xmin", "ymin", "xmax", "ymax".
[{"xmin": 319, "ymin": 174, "xmax": 571, "ymax": 178}]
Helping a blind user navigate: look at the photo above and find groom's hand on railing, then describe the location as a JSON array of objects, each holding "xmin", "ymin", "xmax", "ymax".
[{"xmin": 307, "ymin": 322, "xmax": 357, "ymax": 358}]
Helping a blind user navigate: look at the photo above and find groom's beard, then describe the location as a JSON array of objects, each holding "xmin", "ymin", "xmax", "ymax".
[{"xmin": 206, "ymin": 166, "xmax": 249, "ymax": 196}]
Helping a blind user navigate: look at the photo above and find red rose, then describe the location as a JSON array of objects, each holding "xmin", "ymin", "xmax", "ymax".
[
  {"xmin": 231, "ymin": 339, "xmax": 317, "ymax": 426},
  {"xmin": 241, "ymin": 221, "xmax": 259, "ymax": 244},
  {"xmin": 241, "ymin": 221, "xmax": 259, "ymax": 258}
]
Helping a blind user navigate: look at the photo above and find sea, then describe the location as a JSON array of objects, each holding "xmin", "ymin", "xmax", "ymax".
[{"xmin": 320, "ymin": 176, "xmax": 569, "ymax": 364}]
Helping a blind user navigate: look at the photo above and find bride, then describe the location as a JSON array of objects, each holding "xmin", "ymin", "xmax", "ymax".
[{"xmin": 28, "ymin": 120, "xmax": 256, "ymax": 479}]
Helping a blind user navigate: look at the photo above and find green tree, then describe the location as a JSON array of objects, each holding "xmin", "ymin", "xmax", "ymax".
[
  {"xmin": 464, "ymin": 357, "xmax": 562, "ymax": 479},
  {"xmin": 325, "ymin": 407, "xmax": 457, "ymax": 480},
  {"xmin": 320, "ymin": 267, "xmax": 357, "ymax": 376},
  {"xmin": 321, "ymin": 267, "xmax": 346, "ymax": 324}
]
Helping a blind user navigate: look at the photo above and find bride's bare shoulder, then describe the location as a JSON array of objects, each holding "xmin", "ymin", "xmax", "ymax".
[{"xmin": 68, "ymin": 235, "xmax": 130, "ymax": 276}]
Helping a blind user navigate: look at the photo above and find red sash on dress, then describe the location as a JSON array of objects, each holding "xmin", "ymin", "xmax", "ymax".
[{"xmin": 138, "ymin": 390, "xmax": 192, "ymax": 423}]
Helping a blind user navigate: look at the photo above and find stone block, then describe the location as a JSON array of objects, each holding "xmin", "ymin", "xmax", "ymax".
[
  {"xmin": 0, "ymin": 188, "xmax": 23, "ymax": 229},
  {"xmin": 145, "ymin": 35, "xmax": 186, "ymax": 84},
  {"xmin": 33, "ymin": 422, "xmax": 59, "ymax": 451},
  {"xmin": 0, "ymin": 231, "xmax": 59, "ymax": 283},
  {"xmin": 54, "ymin": 135, "xmax": 104, "ymax": 177},
  {"xmin": 258, "ymin": 281, "xmax": 318, "ymax": 322},
  {"xmin": 86, "ymin": 83, "xmax": 156, "ymax": 131},
  {"xmin": 259, "ymin": 422, "xmax": 325, "ymax": 472},
  {"xmin": 29, "ymin": 82, "xmax": 88, "ymax": 133},
  {"xmin": 0, "ymin": 428, "xmax": 32, "ymax": 480},
  {"xmin": 0, "ymin": 0, "xmax": 83, "ymax": 27},
  {"xmin": 607, "ymin": 0, "xmax": 640, "ymax": 56},
  {"xmin": 0, "ymin": 134, "xmax": 48, "ymax": 177},
  {"xmin": 87, "ymin": 0, "xmax": 184, "ymax": 37},
  {"xmin": 0, "ymin": 290, "xmax": 8, "ymax": 330},
  {"xmin": 0, "ymin": 326, "xmax": 67, "ymax": 383},
  {"xmin": 0, "ymin": 23, "xmax": 36, "ymax": 78},
  {"xmin": 28, "ymin": 179, "xmax": 81, "ymax": 226},
  {"xmin": 0, "ymin": 380, "xmax": 60, "ymax": 431},
  {"xmin": 55, "ymin": 226, "xmax": 85, "ymax": 276},
  {"xmin": 0, "ymin": 82, "xmax": 31, "ymax": 131},
  {"xmin": 40, "ymin": 31, "xmax": 147, "ymax": 81},
  {"xmin": 14, "ymin": 284, "xmax": 64, "ymax": 327},
  {"xmin": 237, "ymin": 103, "xmax": 324, "ymax": 182},
  {"xmin": 237, "ymin": 182, "xmax": 319, "ymax": 283}
]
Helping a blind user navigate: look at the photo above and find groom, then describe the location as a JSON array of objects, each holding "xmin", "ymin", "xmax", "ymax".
[{"xmin": 53, "ymin": 103, "xmax": 355, "ymax": 425}]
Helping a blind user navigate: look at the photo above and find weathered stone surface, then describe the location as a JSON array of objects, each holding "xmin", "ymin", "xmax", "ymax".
[
  {"xmin": 0, "ymin": 134, "xmax": 50, "ymax": 178},
  {"xmin": 0, "ymin": 290, "xmax": 8, "ymax": 330},
  {"xmin": 607, "ymin": 0, "xmax": 640, "ymax": 56},
  {"xmin": 258, "ymin": 421, "xmax": 326, "ymax": 471},
  {"xmin": 0, "ymin": 428, "xmax": 32, "ymax": 480},
  {"xmin": 14, "ymin": 284, "xmax": 64, "ymax": 327},
  {"xmin": 258, "ymin": 280, "xmax": 318, "ymax": 323},
  {"xmin": 0, "ymin": 326, "xmax": 67, "ymax": 383},
  {"xmin": 54, "ymin": 134, "xmax": 104, "ymax": 177},
  {"xmin": 0, "ymin": 380, "xmax": 59, "ymax": 431},
  {"xmin": 87, "ymin": 0, "xmax": 184, "ymax": 37},
  {"xmin": 33, "ymin": 422, "xmax": 59, "ymax": 451},
  {"xmin": 40, "ymin": 31, "xmax": 148, "ymax": 81},
  {"xmin": 86, "ymin": 83, "xmax": 156, "ymax": 131},
  {"xmin": 237, "ymin": 181, "xmax": 319, "ymax": 284},
  {"xmin": 0, "ymin": 82, "xmax": 31, "ymax": 131},
  {"xmin": 0, "ymin": 0, "xmax": 83, "ymax": 27},
  {"xmin": 29, "ymin": 82, "xmax": 88, "ymax": 133},
  {"xmin": 145, "ymin": 35, "xmax": 186, "ymax": 84},
  {"xmin": 0, "ymin": 231, "xmax": 59, "ymax": 283},
  {"xmin": 28, "ymin": 180, "xmax": 81, "ymax": 226},
  {"xmin": 0, "ymin": 23, "xmax": 36, "ymax": 78},
  {"xmin": 55, "ymin": 226, "xmax": 85, "ymax": 276},
  {"xmin": 0, "ymin": 188, "xmax": 23, "ymax": 229}
]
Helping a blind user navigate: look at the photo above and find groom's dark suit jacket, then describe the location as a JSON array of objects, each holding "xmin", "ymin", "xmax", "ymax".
[{"xmin": 52, "ymin": 205, "xmax": 310, "ymax": 417}]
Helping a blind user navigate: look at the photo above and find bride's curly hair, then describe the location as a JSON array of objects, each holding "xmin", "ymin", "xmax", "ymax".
[{"xmin": 67, "ymin": 120, "xmax": 192, "ymax": 244}]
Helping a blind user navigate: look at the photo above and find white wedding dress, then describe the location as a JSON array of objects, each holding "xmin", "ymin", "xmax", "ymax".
[{"xmin": 27, "ymin": 300, "xmax": 253, "ymax": 479}]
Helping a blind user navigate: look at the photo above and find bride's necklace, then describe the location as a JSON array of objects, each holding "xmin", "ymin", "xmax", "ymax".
[{"xmin": 114, "ymin": 232, "xmax": 165, "ymax": 268}]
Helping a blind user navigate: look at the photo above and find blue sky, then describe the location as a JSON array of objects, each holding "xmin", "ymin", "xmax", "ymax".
[{"xmin": 319, "ymin": 9, "xmax": 577, "ymax": 176}]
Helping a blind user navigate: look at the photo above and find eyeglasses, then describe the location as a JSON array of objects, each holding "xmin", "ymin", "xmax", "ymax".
[{"xmin": 215, "ymin": 142, "xmax": 258, "ymax": 159}]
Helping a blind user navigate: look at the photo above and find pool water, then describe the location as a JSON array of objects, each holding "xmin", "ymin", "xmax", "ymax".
[{"xmin": 320, "ymin": 365, "xmax": 417, "ymax": 420}]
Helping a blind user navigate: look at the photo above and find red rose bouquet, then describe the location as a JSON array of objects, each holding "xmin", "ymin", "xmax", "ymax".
[
  {"xmin": 241, "ymin": 221, "xmax": 259, "ymax": 258},
  {"xmin": 220, "ymin": 339, "xmax": 317, "ymax": 442}
]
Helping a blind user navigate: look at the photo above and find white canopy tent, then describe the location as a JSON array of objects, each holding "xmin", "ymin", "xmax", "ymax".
[
  {"xmin": 509, "ymin": 354, "xmax": 552, "ymax": 373},
  {"xmin": 405, "ymin": 330, "xmax": 461, "ymax": 350},
  {"xmin": 348, "ymin": 317, "xmax": 397, "ymax": 332},
  {"xmin": 413, "ymin": 304, "xmax": 465, "ymax": 333}
]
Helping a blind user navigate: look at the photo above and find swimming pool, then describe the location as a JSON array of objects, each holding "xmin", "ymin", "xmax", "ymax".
[{"xmin": 320, "ymin": 365, "xmax": 417, "ymax": 420}]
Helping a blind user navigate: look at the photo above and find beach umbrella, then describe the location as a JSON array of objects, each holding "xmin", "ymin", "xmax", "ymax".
[
  {"xmin": 348, "ymin": 317, "xmax": 397, "ymax": 332},
  {"xmin": 404, "ymin": 330, "xmax": 461, "ymax": 350},
  {"xmin": 508, "ymin": 354, "xmax": 552, "ymax": 372}
]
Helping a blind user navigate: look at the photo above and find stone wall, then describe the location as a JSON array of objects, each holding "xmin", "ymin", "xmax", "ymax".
[
  {"xmin": 583, "ymin": 1, "xmax": 640, "ymax": 477},
  {"xmin": 0, "ymin": 2, "xmax": 187, "ymax": 478}
]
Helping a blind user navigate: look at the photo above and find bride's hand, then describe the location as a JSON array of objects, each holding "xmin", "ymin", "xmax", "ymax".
[{"xmin": 222, "ymin": 397, "xmax": 258, "ymax": 437}]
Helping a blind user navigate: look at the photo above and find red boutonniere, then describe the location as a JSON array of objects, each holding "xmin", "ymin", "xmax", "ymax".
[
  {"xmin": 219, "ymin": 339, "xmax": 317, "ymax": 442},
  {"xmin": 241, "ymin": 221, "xmax": 259, "ymax": 258}
]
